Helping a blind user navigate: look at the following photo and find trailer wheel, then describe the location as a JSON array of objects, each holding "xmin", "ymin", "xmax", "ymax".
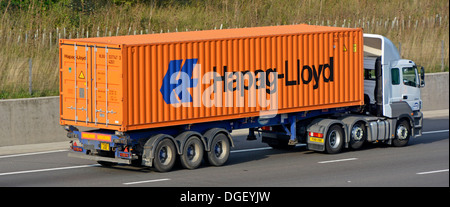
[
  {"xmin": 180, "ymin": 136, "xmax": 204, "ymax": 170},
  {"xmin": 392, "ymin": 119, "xmax": 410, "ymax": 147},
  {"xmin": 206, "ymin": 133, "xmax": 230, "ymax": 166},
  {"xmin": 350, "ymin": 122, "xmax": 366, "ymax": 150},
  {"xmin": 153, "ymin": 138, "xmax": 177, "ymax": 172},
  {"xmin": 325, "ymin": 125, "xmax": 344, "ymax": 154}
]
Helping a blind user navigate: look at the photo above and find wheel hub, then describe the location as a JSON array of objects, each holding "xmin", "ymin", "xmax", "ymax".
[
  {"xmin": 351, "ymin": 126, "xmax": 364, "ymax": 141},
  {"xmin": 187, "ymin": 145, "xmax": 196, "ymax": 160},
  {"xmin": 397, "ymin": 125, "xmax": 408, "ymax": 140},
  {"xmin": 215, "ymin": 142, "xmax": 223, "ymax": 157},
  {"xmin": 159, "ymin": 147, "xmax": 167, "ymax": 163},
  {"xmin": 328, "ymin": 130, "xmax": 341, "ymax": 149}
]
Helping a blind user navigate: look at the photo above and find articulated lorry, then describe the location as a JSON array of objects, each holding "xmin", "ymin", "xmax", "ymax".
[{"xmin": 60, "ymin": 24, "xmax": 424, "ymax": 172}]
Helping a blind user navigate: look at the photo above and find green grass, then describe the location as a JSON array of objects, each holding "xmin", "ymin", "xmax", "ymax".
[
  {"xmin": 0, "ymin": 88, "xmax": 59, "ymax": 99},
  {"xmin": 0, "ymin": 0, "xmax": 448, "ymax": 99}
]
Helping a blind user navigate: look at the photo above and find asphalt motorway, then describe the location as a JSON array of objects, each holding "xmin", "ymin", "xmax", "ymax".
[{"xmin": 0, "ymin": 115, "xmax": 448, "ymax": 187}]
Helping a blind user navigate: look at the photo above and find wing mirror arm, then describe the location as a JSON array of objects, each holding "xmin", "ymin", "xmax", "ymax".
[{"xmin": 420, "ymin": 66, "xmax": 425, "ymax": 88}]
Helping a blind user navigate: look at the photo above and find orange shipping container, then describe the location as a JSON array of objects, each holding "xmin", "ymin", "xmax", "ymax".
[{"xmin": 59, "ymin": 24, "xmax": 364, "ymax": 132}]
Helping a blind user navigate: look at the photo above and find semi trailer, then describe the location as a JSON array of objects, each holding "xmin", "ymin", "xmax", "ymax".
[{"xmin": 60, "ymin": 24, "xmax": 424, "ymax": 172}]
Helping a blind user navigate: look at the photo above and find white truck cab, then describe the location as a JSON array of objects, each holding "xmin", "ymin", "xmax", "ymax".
[{"xmin": 363, "ymin": 34, "xmax": 425, "ymax": 117}]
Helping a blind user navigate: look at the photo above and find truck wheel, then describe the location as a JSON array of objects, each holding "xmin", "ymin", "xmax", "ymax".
[
  {"xmin": 153, "ymin": 138, "xmax": 176, "ymax": 172},
  {"xmin": 206, "ymin": 133, "xmax": 230, "ymax": 166},
  {"xmin": 393, "ymin": 120, "xmax": 410, "ymax": 147},
  {"xmin": 350, "ymin": 122, "xmax": 366, "ymax": 150},
  {"xmin": 180, "ymin": 136, "xmax": 204, "ymax": 170},
  {"xmin": 325, "ymin": 125, "xmax": 344, "ymax": 154}
]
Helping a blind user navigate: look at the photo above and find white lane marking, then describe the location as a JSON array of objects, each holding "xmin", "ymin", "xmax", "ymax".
[
  {"xmin": 318, "ymin": 158, "xmax": 358, "ymax": 164},
  {"xmin": 230, "ymin": 144, "xmax": 305, "ymax": 153},
  {"xmin": 422, "ymin": 129, "xmax": 449, "ymax": 134},
  {"xmin": 230, "ymin": 147, "xmax": 273, "ymax": 153},
  {"xmin": 416, "ymin": 169, "xmax": 449, "ymax": 175},
  {"xmin": 0, "ymin": 150, "xmax": 68, "ymax": 159},
  {"xmin": 0, "ymin": 164, "xmax": 100, "ymax": 176},
  {"xmin": 123, "ymin": 178, "xmax": 171, "ymax": 185}
]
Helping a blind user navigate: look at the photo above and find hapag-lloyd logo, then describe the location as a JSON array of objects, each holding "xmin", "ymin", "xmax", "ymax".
[
  {"xmin": 160, "ymin": 59, "xmax": 199, "ymax": 104},
  {"xmin": 159, "ymin": 57, "xmax": 334, "ymax": 117}
]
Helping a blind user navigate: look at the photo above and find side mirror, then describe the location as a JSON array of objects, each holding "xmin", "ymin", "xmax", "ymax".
[{"xmin": 420, "ymin": 66, "xmax": 425, "ymax": 87}]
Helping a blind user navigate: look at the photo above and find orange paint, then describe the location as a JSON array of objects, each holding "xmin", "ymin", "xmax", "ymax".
[{"xmin": 59, "ymin": 24, "xmax": 364, "ymax": 132}]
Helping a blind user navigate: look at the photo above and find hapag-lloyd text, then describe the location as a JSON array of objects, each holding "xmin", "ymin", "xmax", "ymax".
[{"xmin": 161, "ymin": 57, "xmax": 334, "ymax": 116}]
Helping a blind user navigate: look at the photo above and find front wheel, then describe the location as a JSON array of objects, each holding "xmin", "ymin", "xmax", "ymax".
[{"xmin": 392, "ymin": 119, "xmax": 411, "ymax": 147}]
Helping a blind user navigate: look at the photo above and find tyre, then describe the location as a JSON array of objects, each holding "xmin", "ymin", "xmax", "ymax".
[
  {"xmin": 392, "ymin": 119, "xmax": 411, "ymax": 147},
  {"xmin": 153, "ymin": 138, "xmax": 177, "ymax": 172},
  {"xmin": 180, "ymin": 136, "xmax": 204, "ymax": 170},
  {"xmin": 349, "ymin": 122, "xmax": 366, "ymax": 150},
  {"xmin": 325, "ymin": 125, "xmax": 344, "ymax": 154},
  {"xmin": 206, "ymin": 133, "xmax": 230, "ymax": 166}
]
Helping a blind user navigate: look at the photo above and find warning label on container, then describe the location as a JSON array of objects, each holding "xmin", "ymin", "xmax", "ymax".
[{"xmin": 78, "ymin": 71, "xmax": 85, "ymax": 79}]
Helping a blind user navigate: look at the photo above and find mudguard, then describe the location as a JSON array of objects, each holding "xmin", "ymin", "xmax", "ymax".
[
  {"xmin": 174, "ymin": 131, "xmax": 205, "ymax": 155},
  {"xmin": 141, "ymin": 134, "xmax": 176, "ymax": 167},
  {"xmin": 202, "ymin": 128, "xmax": 234, "ymax": 151},
  {"xmin": 306, "ymin": 118, "xmax": 346, "ymax": 152}
]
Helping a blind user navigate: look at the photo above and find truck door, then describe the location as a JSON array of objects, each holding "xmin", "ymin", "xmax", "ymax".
[
  {"xmin": 390, "ymin": 65, "xmax": 421, "ymax": 111},
  {"xmin": 400, "ymin": 66, "xmax": 421, "ymax": 111}
]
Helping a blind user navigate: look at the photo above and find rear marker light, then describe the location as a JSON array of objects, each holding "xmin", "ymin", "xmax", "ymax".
[
  {"xmin": 119, "ymin": 153, "xmax": 130, "ymax": 158},
  {"xmin": 261, "ymin": 126, "xmax": 272, "ymax": 131},
  {"xmin": 73, "ymin": 146, "xmax": 83, "ymax": 152},
  {"xmin": 309, "ymin": 132, "xmax": 324, "ymax": 138}
]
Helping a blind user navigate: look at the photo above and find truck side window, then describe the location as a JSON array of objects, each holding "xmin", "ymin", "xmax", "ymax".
[
  {"xmin": 364, "ymin": 69, "xmax": 376, "ymax": 80},
  {"xmin": 402, "ymin": 67, "xmax": 417, "ymax": 87},
  {"xmin": 391, "ymin": 68, "xmax": 400, "ymax": 85}
]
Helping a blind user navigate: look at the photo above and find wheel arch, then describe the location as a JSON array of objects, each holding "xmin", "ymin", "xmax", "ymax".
[
  {"xmin": 202, "ymin": 128, "xmax": 234, "ymax": 152},
  {"xmin": 174, "ymin": 131, "xmax": 205, "ymax": 155},
  {"xmin": 338, "ymin": 115, "xmax": 371, "ymax": 148},
  {"xmin": 141, "ymin": 134, "xmax": 176, "ymax": 167},
  {"xmin": 306, "ymin": 118, "xmax": 346, "ymax": 151}
]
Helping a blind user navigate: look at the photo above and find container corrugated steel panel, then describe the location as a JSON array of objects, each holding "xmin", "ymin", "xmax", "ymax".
[{"xmin": 59, "ymin": 24, "xmax": 364, "ymax": 131}]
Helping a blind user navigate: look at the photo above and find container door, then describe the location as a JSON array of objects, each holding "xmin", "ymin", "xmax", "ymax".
[
  {"xmin": 60, "ymin": 44, "xmax": 91, "ymax": 124},
  {"xmin": 92, "ymin": 45, "xmax": 123, "ymax": 127}
]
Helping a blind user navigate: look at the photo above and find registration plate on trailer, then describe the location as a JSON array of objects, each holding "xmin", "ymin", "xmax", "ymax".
[{"xmin": 101, "ymin": 143, "xmax": 110, "ymax": 151}]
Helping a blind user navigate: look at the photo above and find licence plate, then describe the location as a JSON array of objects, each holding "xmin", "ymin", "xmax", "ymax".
[
  {"xmin": 101, "ymin": 143, "xmax": 110, "ymax": 151},
  {"xmin": 309, "ymin": 137, "xmax": 324, "ymax": 143}
]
